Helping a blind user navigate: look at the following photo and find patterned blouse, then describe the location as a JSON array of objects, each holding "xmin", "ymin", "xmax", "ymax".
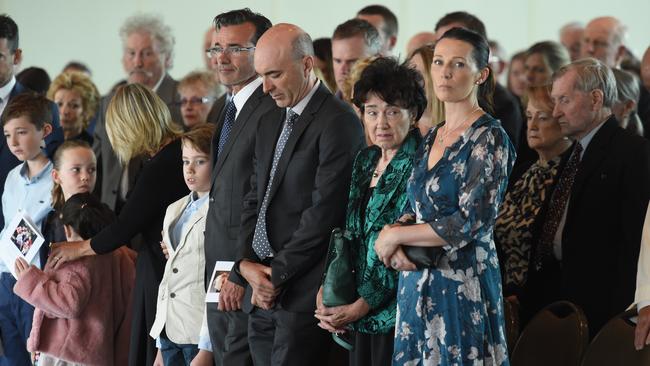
[
  {"xmin": 494, "ymin": 157, "xmax": 561, "ymax": 294},
  {"xmin": 346, "ymin": 130, "xmax": 421, "ymax": 334},
  {"xmin": 393, "ymin": 114, "xmax": 515, "ymax": 366}
]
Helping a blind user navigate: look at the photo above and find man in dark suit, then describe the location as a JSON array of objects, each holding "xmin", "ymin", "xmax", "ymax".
[
  {"xmin": 235, "ymin": 23, "xmax": 364, "ymax": 365},
  {"xmin": 200, "ymin": 8, "xmax": 277, "ymax": 366},
  {"xmin": 0, "ymin": 14, "xmax": 63, "ymax": 230},
  {"xmin": 93, "ymin": 14, "xmax": 182, "ymax": 213},
  {"xmin": 546, "ymin": 58, "xmax": 650, "ymax": 335}
]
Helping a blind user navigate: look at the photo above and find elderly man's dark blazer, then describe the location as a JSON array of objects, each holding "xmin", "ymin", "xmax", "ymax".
[
  {"xmin": 237, "ymin": 82, "xmax": 365, "ymax": 313},
  {"xmin": 560, "ymin": 115, "xmax": 650, "ymax": 335},
  {"xmin": 92, "ymin": 74, "xmax": 181, "ymax": 212}
]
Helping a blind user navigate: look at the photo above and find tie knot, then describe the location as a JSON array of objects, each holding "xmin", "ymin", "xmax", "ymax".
[{"xmin": 286, "ymin": 110, "xmax": 298, "ymax": 125}]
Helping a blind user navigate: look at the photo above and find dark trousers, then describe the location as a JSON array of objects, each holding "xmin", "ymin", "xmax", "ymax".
[
  {"xmin": 207, "ymin": 305, "xmax": 252, "ymax": 366},
  {"xmin": 248, "ymin": 307, "xmax": 332, "ymax": 366},
  {"xmin": 349, "ymin": 330, "xmax": 394, "ymax": 366},
  {"xmin": 0, "ymin": 272, "xmax": 33, "ymax": 366}
]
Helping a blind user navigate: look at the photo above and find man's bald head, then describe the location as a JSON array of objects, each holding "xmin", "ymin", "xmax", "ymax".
[
  {"xmin": 255, "ymin": 23, "xmax": 316, "ymax": 108},
  {"xmin": 581, "ymin": 16, "xmax": 626, "ymax": 68},
  {"xmin": 406, "ymin": 32, "xmax": 437, "ymax": 56}
]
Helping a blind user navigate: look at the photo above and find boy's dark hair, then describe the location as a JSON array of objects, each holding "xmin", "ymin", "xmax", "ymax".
[
  {"xmin": 357, "ymin": 5, "xmax": 399, "ymax": 38},
  {"xmin": 213, "ymin": 8, "xmax": 272, "ymax": 46},
  {"xmin": 0, "ymin": 14, "xmax": 19, "ymax": 52},
  {"xmin": 60, "ymin": 192, "xmax": 115, "ymax": 240},
  {"xmin": 1, "ymin": 92, "xmax": 52, "ymax": 129},
  {"xmin": 435, "ymin": 11, "xmax": 487, "ymax": 38}
]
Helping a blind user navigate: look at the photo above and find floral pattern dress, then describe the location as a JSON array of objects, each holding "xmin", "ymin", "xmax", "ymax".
[{"xmin": 393, "ymin": 114, "xmax": 515, "ymax": 366}]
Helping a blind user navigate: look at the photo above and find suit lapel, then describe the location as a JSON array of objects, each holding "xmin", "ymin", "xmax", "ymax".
[
  {"xmin": 267, "ymin": 84, "xmax": 329, "ymax": 201},
  {"xmin": 213, "ymin": 87, "xmax": 264, "ymax": 177},
  {"xmin": 174, "ymin": 200, "xmax": 208, "ymax": 254},
  {"xmin": 568, "ymin": 117, "xmax": 617, "ymax": 215}
]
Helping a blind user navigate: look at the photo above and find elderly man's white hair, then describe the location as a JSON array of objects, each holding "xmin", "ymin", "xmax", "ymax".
[{"xmin": 119, "ymin": 14, "xmax": 175, "ymax": 68}]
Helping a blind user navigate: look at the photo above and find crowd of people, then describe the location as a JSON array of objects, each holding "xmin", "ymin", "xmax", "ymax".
[{"xmin": 0, "ymin": 5, "xmax": 649, "ymax": 366}]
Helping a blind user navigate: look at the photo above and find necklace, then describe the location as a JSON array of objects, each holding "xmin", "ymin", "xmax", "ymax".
[
  {"xmin": 372, "ymin": 168, "xmax": 385, "ymax": 178},
  {"xmin": 437, "ymin": 107, "xmax": 481, "ymax": 144}
]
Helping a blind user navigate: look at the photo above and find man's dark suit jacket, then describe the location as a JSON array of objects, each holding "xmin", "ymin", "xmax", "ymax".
[
  {"xmin": 0, "ymin": 81, "xmax": 64, "ymax": 228},
  {"xmin": 490, "ymin": 83, "xmax": 524, "ymax": 150},
  {"xmin": 561, "ymin": 115, "xmax": 650, "ymax": 334},
  {"xmin": 237, "ymin": 83, "xmax": 365, "ymax": 313},
  {"xmin": 205, "ymin": 86, "xmax": 279, "ymax": 285},
  {"xmin": 93, "ymin": 74, "xmax": 181, "ymax": 211}
]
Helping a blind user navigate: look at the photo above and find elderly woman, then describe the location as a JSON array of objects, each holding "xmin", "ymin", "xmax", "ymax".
[
  {"xmin": 47, "ymin": 71, "xmax": 100, "ymax": 143},
  {"xmin": 315, "ymin": 57, "xmax": 426, "ymax": 366},
  {"xmin": 612, "ymin": 68, "xmax": 644, "ymax": 136},
  {"xmin": 407, "ymin": 44, "xmax": 445, "ymax": 136},
  {"xmin": 375, "ymin": 28, "xmax": 515, "ymax": 365},
  {"xmin": 494, "ymin": 85, "xmax": 572, "ymax": 305},
  {"xmin": 177, "ymin": 70, "xmax": 222, "ymax": 129},
  {"xmin": 50, "ymin": 83, "xmax": 188, "ymax": 366}
]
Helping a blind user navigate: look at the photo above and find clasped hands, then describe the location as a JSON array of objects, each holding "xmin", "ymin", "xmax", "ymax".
[
  {"xmin": 314, "ymin": 286, "xmax": 369, "ymax": 333},
  {"xmin": 375, "ymin": 224, "xmax": 416, "ymax": 271},
  {"xmin": 240, "ymin": 260, "xmax": 279, "ymax": 310}
]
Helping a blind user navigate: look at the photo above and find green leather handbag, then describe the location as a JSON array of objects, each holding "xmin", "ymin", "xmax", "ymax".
[
  {"xmin": 321, "ymin": 228, "xmax": 357, "ymax": 351},
  {"xmin": 322, "ymin": 228, "xmax": 357, "ymax": 307}
]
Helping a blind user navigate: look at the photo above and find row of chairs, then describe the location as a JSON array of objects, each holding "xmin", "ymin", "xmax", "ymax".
[{"xmin": 506, "ymin": 300, "xmax": 650, "ymax": 366}]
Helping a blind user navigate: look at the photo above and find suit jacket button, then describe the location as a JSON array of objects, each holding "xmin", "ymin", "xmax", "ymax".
[
  {"xmin": 170, "ymin": 293, "xmax": 176, "ymax": 298},
  {"xmin": 172, "ymin": 268, "xmax": 178, "ymax": 273},
  {"xmin": 280, "ymin": 274, "xmax": 286, "ymax": 280}
]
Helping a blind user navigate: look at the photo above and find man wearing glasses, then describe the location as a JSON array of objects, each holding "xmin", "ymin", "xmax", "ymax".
[{"xmin": 197, "ymin": 8, "xmax": 281, "ymax": 366}]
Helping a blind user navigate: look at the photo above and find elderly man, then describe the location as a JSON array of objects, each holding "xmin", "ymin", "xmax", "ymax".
[
  {"xmin": 331, "ymin": 18, "xmax": 382, "ymax": 99},
  {"xmin": 93, "ymin": 14, "xmax": 181, "ymax": 213},
  {"xmin": 356, "ymin": 4, "xmax": 398, "ymax": 56},
  {"xmin": 559, "ymin": 22, "xmax": 584, "ymax": 61},
  {"xmin": 532, "ymin": 58, "xmax": 650, "ymax": 336},
  {"xmin": 581, "ymin": 16, "xmax": 626, "ymax": 68},
  {"xmin": 236, "ymin": 23, "xmax": 364, "ymax": 365},
  {"xmin": 198, "ymin": 8, "xmax": 279, "ymax": 366}
]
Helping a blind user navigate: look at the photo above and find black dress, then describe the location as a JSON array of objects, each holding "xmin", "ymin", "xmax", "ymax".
[{"xmin": 90, "ymin": 139, "xmax": 188, "ymax": 366}]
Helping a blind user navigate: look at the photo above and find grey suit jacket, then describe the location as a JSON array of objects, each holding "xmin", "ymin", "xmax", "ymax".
[
  {"xmin": 204, "ymin": 85, "xmax": 280, "ymax": 287},
  {"xmin": 93, "ymin": 73, "xmax": 181, "ymax": 211}
]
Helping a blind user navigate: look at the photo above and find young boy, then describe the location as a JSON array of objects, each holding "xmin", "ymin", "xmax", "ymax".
[
  {"xmin": 0, "ymin": 93, "xmax": 54, "ymax": 365},
  {"xmin": 150, "ymin": 124, "xmax": 215, "ymax": 365}
]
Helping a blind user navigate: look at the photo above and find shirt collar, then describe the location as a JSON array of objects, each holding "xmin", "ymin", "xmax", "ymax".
[
  {"xmin": 151, "ymin": 73, "xmax": 166, "ymax": 93},
  {"xmin": 0, "ymin": 76, "xmax": 16, "ymax": 101},
  {"xmin": 578, "ymin": 117, "xmax": 608, "ymax": 155},
  {"xmin": 18, "ymin": 160, "xmax": 53, "ymax": 183},
  {"xmin": 288, "ymin": 80, "xmax": 320, "ymax": 116},
  {"xmin": 188, "ymin": 191, "xmax": 209, "ymax": 207},
  {"xmin": 233, "ymin": 77, "xmax": 262, "ymax": 113}
]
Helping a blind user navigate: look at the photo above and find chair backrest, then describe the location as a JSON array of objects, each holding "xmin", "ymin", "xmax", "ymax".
[
  {"xmin": 581, "ymin": 309, "xmax": 650, "ymax": 366},
  {"xmin": 503, "ymin": 296, "xmax": 520, "ymax": 354},
  {"xmin": 511, "ymin": 300, "xmax": 589, "ymax": 366}
]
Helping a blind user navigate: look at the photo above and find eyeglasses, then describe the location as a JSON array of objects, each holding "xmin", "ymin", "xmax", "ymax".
[
  {"xmin": 178, "ymin": 96, "xmax": 215, "ymax": 106},
  {"xmin": 205, "ymin": 46, "xmax": 256, "ymax": 58}
]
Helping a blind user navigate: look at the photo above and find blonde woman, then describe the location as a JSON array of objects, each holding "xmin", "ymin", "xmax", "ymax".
[
  {"xmin": 407, "ymin": 44, "xmax": 445, "ymax": 136},
  {"xmin": 50, "ymin": 83, "xmax": 188, "ymax": 366},
  {"xmin": 47, "ymin": 71, "xmax": 100, "ymax": 143}
]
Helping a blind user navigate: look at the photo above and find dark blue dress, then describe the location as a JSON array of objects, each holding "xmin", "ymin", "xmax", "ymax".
[{"xmin": 393, "ymin": 114, "xmax": 515, "ymax": 366}]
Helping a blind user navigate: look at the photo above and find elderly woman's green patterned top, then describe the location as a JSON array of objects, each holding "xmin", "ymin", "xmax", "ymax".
[{"xmin": 347, "ymin": 129, "xmax": 421, "ymax": 334}]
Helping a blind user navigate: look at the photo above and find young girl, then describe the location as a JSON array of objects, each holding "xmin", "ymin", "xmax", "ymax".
[
  {"xmin": 41, "ymin": 139, "xmax": 97, "ymax": 247},
  {"xmin": 13, "ymin": 193, "xmax": 136, "ymax": 366},
  {"xmin": 150, "ymin": 124, "xmax": 215, "ymax": 365}
]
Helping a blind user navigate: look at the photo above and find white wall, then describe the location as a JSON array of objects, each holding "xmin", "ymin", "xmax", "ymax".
[{"xmin": 2, "ymin": 0, "xmax": 648, "ymax": 94}]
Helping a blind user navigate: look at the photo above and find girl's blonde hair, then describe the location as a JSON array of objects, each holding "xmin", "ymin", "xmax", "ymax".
[
  {"xmin": 106, "ymin": 83, "xmax": 182, "ymax": 163},
  {"xmin": 51, "ymin": 140, "xmax": 95, "ymax": 210}
]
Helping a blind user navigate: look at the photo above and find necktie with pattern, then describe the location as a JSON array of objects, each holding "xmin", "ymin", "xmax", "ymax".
[
  {"xmin": 251, "ymin": 110, "xmax": 299, "ymax": 259},
  {"xmin": 217, "ymin": 99, "xmax": 237, "ymax": 157}
]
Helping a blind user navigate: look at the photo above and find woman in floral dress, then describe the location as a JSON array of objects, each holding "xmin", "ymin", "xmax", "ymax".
[{"xmin": 375, "ymin": 27, "xmax": 515, "ymax": 365}]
